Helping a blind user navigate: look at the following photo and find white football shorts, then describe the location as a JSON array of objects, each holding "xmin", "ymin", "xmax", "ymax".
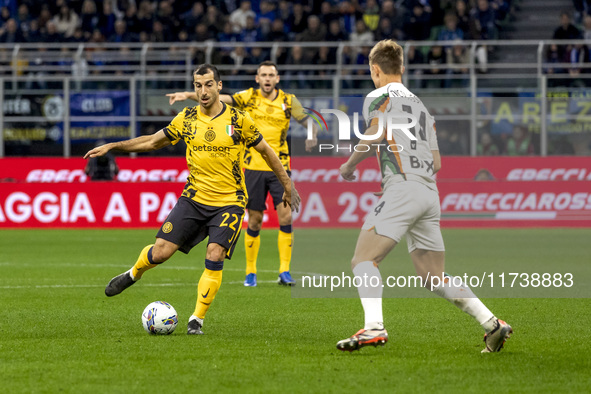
[{"xmin": 361, "ymin": 180, "xmax": 445, "ymax": 253}]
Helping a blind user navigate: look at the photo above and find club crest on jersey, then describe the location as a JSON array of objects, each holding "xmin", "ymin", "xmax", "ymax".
[
  {"xmin": 226, "ymin": 125, "xmax": 234, "ymax": 136},
  {"xmin": 204, "ymin": 129, "xmax": 216, "ymax": 142}
]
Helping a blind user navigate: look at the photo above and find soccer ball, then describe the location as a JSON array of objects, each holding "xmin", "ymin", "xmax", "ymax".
[{"xmin": 141, "ymin": 301, "xmax": 178, "ymax": 335}]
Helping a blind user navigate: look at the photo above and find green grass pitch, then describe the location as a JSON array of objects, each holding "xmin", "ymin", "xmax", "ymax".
[{"xmin": 1, "ymin": 228, "xmax": 590, "ymax": 393}]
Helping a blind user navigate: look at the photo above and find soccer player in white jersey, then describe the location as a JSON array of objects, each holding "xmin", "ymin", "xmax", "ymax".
[{"xmin": 336, "ymin": 40, "xmax": 512, "ymax": 353}]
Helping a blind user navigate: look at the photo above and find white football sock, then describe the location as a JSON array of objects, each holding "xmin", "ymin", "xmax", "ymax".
[
  {"xmin": 353, "ymin": 261, "xmax": 384, "ymax": 330},
  {"xmin": 430, "ymin": 275, "xmax": 494, "ymax": 331},
  {"xmin": 189, "ymin": 315, "xmax": 204, "ymax": 326},
  {"xmin": 481, "ymin": 316, "xmax": 497, "ymax": 333}
]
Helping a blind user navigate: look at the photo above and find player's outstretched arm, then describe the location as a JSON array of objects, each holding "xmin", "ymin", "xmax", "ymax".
[
  {"xmin": 84, "ymin": 130, "xmax": 171, "ymax": 159},
  {"xmin": 253, "ymin": 139, "xmax": 301, "ymax": 212},
  {"xmin": 219, "ymin": 94, "xmax": 233, "ymax": 105},
  {"xmin": 166, "ymin": 92, "xmax": 234, "ymax": 105},
  {"xmin": 166, "ymin": 92, "xmax": 197, "ymax": 104},
  {"xmin": 339, "ymin": 123, "xmax": 384, "ymax": 181},
  {"xmin": 166, "ymin": 92, "xmax": 198, "ymax": 105}
]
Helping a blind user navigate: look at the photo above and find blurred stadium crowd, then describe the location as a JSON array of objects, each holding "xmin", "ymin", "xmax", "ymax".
[
  {"xmin": 1, "ymin": 0, "xmax": 589, "ymax": 157},
  {"xmin": 548, "ymin": 8, "xmax": 591, "ymax": 84},
  {"xmin": 0, "ymin": 0, "xmax": 519, "ymax": 89},
  {"xmin": 0, "ymin": 0, "xmax": 514, "ymax": 44}
]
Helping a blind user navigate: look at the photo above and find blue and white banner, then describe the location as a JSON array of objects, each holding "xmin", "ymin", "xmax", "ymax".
[{"xmin": 2, "ymin": 91, "xmax": 131, "ymax": 146}]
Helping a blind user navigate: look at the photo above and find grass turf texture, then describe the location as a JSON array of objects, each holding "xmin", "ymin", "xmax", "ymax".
[{"xmin": 1, "ymin": 228, "xmax": 590, "ymax": 393}]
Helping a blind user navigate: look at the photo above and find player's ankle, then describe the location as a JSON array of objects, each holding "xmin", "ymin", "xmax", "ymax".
[
  {"xmin": 481, "ymin": 316, "xmax": 497, "ymax": 333},
  {"xmin": 128, "ymin": 268, "xmax": 139, "ymax": 282},
  {"xmin": 364, "ymin": 321, "xmax": 384, "ymax": 330}
]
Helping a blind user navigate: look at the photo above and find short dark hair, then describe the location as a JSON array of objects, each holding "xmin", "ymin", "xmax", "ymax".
[
  {"xmin": 194, "ymin": 64, "xmax": 221, "ymax": 82},
  {"xmin": 257, "ymin": 61, "xmax": 278, "ymax": 74}
]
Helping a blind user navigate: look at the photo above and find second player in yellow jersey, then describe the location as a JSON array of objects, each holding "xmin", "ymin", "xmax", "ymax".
[{"xmin": 232, "ymin": 86, "xmax": 307, "ymax": 172}]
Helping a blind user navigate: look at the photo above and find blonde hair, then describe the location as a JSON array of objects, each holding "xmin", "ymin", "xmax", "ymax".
[{"xmin": 369, "ymin": 39, "xmax": 404, "ymax": 75}]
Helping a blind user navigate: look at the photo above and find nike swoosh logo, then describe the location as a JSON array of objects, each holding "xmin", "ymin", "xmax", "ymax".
[
  {"xmin": 247, "ymin": 242, "xmax": 253, "ymax": 248},
  {"xmin": 201, "ymin": 288, "xmax": 210, "ymax": 298}
]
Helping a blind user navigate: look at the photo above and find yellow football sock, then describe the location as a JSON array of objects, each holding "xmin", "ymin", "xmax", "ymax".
[
  {"xmin": 278, "ymin": 229, "xmax": 293, "ymax": 273},
  {"xmin": 193, "ymin": 262, "xmax": 223, "ymax": 319},
  {"xmin": 244, "ymin": 229, "xmax": 260, "ymax": 275},
  {"xmin": 131, "ymin": 244, "xmax": 157, "ymax": 280}
]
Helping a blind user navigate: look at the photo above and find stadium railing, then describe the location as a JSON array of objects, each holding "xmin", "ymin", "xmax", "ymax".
[{"xmin": 1, "ymin": 39, "xmax": 590, "ymax": 158}]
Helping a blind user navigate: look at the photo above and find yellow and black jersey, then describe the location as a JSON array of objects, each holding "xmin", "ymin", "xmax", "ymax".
[
  {"xmin": 163, "ymin": 103, "xmax": 263, "ymax": 208},
  {"xmin": 232, "ymin": 88, "xmax": 308, "ymax": 172}
]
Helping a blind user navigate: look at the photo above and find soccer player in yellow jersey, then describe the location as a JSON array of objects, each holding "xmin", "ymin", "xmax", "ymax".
[
  {"xmin": 84, "ymin": 64, "xmax": 300, "ymax": 335},
  {"xmin": 167, "ymin": 61, "xmax": 317, "ymax": 287}
]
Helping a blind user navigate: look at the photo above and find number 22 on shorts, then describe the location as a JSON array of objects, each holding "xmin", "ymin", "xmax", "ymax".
[{"xmin": 220, "ymin": 212, "xmax": 241, "ymax": 243}]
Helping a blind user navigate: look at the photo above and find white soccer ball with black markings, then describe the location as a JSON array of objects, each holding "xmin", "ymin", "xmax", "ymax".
[{"xmin": 141, "ymin": 301, "xmax": 178, "ymax": 335}]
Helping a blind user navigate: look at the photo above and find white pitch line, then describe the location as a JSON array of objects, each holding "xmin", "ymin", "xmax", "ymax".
[
  {"xmin": 0, "ymin": 261, "xmax": 324, "ymax": 277},
  {"xmin": 0, "ymin": 283, "xmax": 175, "ymax": 289},
  {"xmin": 0, "ymin": 258, "xmax": 326, "ymax": 293},
  {"xmin": 221, "ymin": 280, "xmax": 281, "ymax": 285},
  {"xmin": 0, "ymin": 261, "xmax": 325, "ymax": 290},
  {"xmin": 0, "ymin": 281, "xmax": 283, "ymax": 290}
]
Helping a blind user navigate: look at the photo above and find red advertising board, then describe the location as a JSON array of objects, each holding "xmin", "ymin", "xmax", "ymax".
[
  {"xmin": 293, "ymin": 181, "xmax": 591, "ymax": 228},
  {"xmin": 0, "ymin": 183, "xmax": 180, "ymax": 228},
  {"xmin": 436, "ymin": 156, "xmax": 591, "ymax": 182},
  {"xmin": 291, "ymin": 156, "xmax": 591, "ymax": 182},
  {"xmin": 0, "ymin": 183, "xmax": 282, "ymax": 228},
  {"xmin": 0, "ymin": 157, "xmax": 188, "ymax": 183},
  {"xmin": 290, "ymin": 156, "xmax": 591, "ymax": 228},
  {"xmin": 1, "ymin": 157, "xmax": 590, "ymax": 228}
]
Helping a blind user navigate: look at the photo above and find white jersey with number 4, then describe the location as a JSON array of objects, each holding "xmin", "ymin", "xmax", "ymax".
[{"xmin": 362, "ymin": 82, "xmax": 439, "ymax": 191}]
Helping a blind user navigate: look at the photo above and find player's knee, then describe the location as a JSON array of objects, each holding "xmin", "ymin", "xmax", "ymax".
[
  {"xmin": 248, "ymin": 221, "xmax": 262, "ymax": 232},
  {"xmin": 350, "ymin": 256, "xmax": 363, "ymax": 270},
  {"xmin": 277, "ymin": 213, "xmax": 292, "ymax": 226},
  {"xmin": 151, "ymin": 245, "xmax": 172, "ymax": 263},
  {"xmin": 276, "ymin": 204, "xmax": 292, "ymax": 226},
  {"xmin": 206, "ymin": 243, "xmax": 226, "ymax": 262},
  {"xmin": 152, "ymin": 239, "xmax": 178, "ymax": 263},
  {"xmin": 248, "ymin": 211, "xmax": 263, "ymax": 231}
]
